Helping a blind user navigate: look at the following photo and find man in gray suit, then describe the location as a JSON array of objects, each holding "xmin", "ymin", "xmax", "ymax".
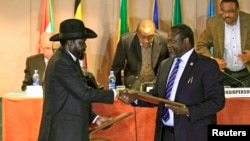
[
  {"xmin": 111, "ymin": 19, "xmax": 169, "ymax": 91},
  {"xmin": 196, "ymin": 0, "xmax": 250, "ymax": 87},
  {"xmin": 21, "ymin": 32, "xmax": 54, "ymax": 91}
]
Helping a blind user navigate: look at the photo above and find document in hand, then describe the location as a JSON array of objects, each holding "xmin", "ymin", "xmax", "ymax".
[{"xmin": 131, "ymin": 93, "xmax": 186, "ymax": 108}]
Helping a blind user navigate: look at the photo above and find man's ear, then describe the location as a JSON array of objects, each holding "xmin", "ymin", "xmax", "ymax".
[
  {"xmin": 66, "ymin": 40, "xmax": 73, "ymax": 45},
  {"xmin": 65, "ymin": 40, "xmax": 74, "ymax": 50},
  {"xmin": 183, "ymin": 37, "xmax": 189, "ymax": 45},
  {"xmin": 184, "ymin": 37, "xmax": 189, "ymax": 44}
]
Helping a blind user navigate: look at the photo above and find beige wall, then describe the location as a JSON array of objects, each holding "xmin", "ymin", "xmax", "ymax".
[{"xmin": 1, "ymin": 0, "xmax": 250, "ymax": 94}]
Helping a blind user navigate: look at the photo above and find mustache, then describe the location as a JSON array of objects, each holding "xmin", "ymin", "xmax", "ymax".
[{"xmin": 168, "ymin": 47, "xmax": 174, "ymax": 52}]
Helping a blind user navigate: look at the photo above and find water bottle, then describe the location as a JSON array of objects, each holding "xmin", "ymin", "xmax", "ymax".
[
  {"xmin": 32, "ymin": 69, "xmax": 40, "ymax": 86},
  {"xmin": 108, "ymin": 70, "xmax": 116, "ymax": 90}
]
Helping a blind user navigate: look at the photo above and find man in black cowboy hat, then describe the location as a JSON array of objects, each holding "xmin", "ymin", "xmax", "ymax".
[{"xmin": 38, "ymin": 19, "xmax": 121, "ymax": 141}]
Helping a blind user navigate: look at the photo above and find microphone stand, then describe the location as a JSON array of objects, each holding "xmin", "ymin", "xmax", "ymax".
[{"xmin": 223, "ymin": 71, "xmax": 246, "ymax": 87}]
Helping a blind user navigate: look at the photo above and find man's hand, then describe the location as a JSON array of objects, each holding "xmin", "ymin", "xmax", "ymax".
[
  {"xmin": 117, "ymin": 89, "xmax": 137, "ymax": 104},
  {"xmin": 165, "ymin": 104, "xmax": 189, "ymax": 116},
  {"xmin": 238, "ymin": 50, "xmax": 250, "ymax": 64},
  {"xmin": 95, "ymin": 116, "xmax": 112, "ymax": 129},
  {"xmin": 213, "ymin": 57, "xmax": 227, "ymax": 72}
]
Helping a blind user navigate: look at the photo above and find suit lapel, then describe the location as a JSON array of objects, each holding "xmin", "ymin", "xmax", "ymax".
[
  {"xmin": 152, "ymin": 37, "xmax": 162, "ymax": 67},
  {"xmin": 240, "ymin": 12, "xmax": 248, "ymax": 50},
  {"xmin": 37, "ymin": 54, "xmax": 46, "ymax": 80},
  {"xmin": 132, "ymin": 36, "xmax": 142, "ymax": 72},
  {"xmin": 175, "ymin": 51, "xmax": 197, "ymax": 98},
  {"xmin": 217, "ymin": 16, "xmax": 225, "ymax": 55},
  {"xmin": 61, "ymin": 48, "xmax": 84, "ymax": 78},
  {"xmin": 38, "ymin": 54, "xmax": 47, "ymax": 84},
  {"xmin": 158, "ymin": 58, "xmax": 174, "ymax": 97}
]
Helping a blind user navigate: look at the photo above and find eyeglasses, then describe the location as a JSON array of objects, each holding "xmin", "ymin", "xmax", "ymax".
[{"xmin": 220, "ymin": 9, "xmax": 237, "ymax": 15}]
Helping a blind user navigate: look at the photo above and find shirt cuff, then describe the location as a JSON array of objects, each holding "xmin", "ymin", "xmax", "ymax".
[
  {"xmin": 112, "ymin": 89, "xmax": 119, "ymax": 98},
  {"xmin": 92, "ymin": 115, "xmax": 99, "ymax": 123}
]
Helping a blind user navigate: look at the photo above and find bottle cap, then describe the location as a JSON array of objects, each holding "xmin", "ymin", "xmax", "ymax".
[{"xmin": 110, "ymin": 70, "xmax": 114, "ymax": 75}]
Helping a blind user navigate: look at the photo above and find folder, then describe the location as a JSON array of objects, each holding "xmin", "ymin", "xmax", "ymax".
[
  {"xmin": 131, "ymin": 93, "xmax": 186, "ymax": 108},
  {"xmin": 89, "ymin": 112, "xmax": 133, "ymax": 136}
]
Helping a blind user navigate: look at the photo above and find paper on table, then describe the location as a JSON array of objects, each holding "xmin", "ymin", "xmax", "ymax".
[{"xmin": 26, "ymin": 86, "xmax": 43, "ymax": 97}]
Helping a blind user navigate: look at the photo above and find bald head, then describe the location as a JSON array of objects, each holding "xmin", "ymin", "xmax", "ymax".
[
  {"xmin": 137, "ymin": 19, "xmax": 156, "ymax": 34},
  {"xmin": 40, "ymin": 32, "xmax": 54, "ymax": 48},
  {"xmin": 136, "ymin": 19, "xmax": 156, "ymax": 48},
  {"xmin": 40, "ymin": 32, "xmax": 54, "ymax": 59}
]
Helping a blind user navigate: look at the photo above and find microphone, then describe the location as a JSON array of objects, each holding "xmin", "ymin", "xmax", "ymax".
[{"xmin": 222, "ymin": 71, "xmax": 246, "ymax": 87}]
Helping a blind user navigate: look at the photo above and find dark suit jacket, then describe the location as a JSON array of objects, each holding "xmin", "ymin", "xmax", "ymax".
[
  {"xmin": 21, "ymin": 54, "xmax": 46, "ymax": 91},
  {"xmin": 38, "ymin": 47, "xmax": 115, "ymax": 141},
  {"xmin": 111, "ymin": 31, "xmax": 169, "ymax": 88},
  {"xmin": 196, "ymin": 11, "xmax": 250, "ymax": 72},
  {"xmin": 137, "ymin": 50, "xmax": 225, "ymax": 141}
]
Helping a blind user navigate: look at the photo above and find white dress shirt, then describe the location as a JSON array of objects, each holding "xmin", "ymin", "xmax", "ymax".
[
  {"xmin": 224, "ymin": 17, "xmax": 245, "ymax": 71},
  {"xmin": 162, "ymin": 48, "xmax": 194, "ymax": 126}
]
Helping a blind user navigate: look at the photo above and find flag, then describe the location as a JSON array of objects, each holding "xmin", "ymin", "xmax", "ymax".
[
  {"xmin": 172, "ymin": 0, "xmax": 182, "ymax": 26},
  {"xmin": 207, "ymin": 0, "xmax": 216, "ymax": 55},
  {"xmin": 119, "ymin": 0, "xmax": 129, "ymax": 37},
  {"xmin": 74, "ymin": 0, "xmax": 87, "ymax": 69},
  {"xmin": 207, "ymin": 0, "xmax": 216, "ymax": 18},
  {"xmin": 153, "ymin": 0, "xmax": 159, "ymax": 29},
  {"xmin": 39, "ymin": 0, "xmax": 55, "ymax": 53},
  {"xmin": 74, "ymin": 0, "xmax": 82, "ymax": 20}
]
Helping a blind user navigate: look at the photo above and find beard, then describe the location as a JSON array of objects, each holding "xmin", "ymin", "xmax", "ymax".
[
  {"xmin": 168, "ymin": 47, "xmax": 177, "ymax": 57},
  {"xmin": 77, "ymin": 53, "xmax": 84, "ymax": 60},
  {"xmin": 72, "ymin": 50, "xmax": 84, "ymax": 60}
]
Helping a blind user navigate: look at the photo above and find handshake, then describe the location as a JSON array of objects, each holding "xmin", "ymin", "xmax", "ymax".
[
  {"xmin": 115, "ymin": 89, "xmax": 189, "ymax": 116},
  {"xmin": 116, "ymin": 89, "xmax": 138, "ymax": 104}
]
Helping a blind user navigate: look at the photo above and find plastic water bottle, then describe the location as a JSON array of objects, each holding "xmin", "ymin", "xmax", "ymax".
[
  {"xmin": 32, "ymin": 69, "xmax": 40, "ymax": 86},
  {"xmin": 108, "ymin": 70, "xmax": 116, "ymax": 90}
]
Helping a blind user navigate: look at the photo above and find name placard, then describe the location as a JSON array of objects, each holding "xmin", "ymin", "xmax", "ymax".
[
  {"xmin": 224, "ymin": 88, "xmax": 250, "ymax": 98},
  {"xmin": 26, "ymin": 86, "xmax": 43, "ymax": 97}
]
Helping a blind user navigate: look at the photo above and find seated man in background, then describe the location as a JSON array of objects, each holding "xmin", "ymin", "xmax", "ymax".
[
  {"xmin": 111, "ymin": 19, "xmax": 169, "ymax": 91},
  {"xmin": 21, "ymin": 32, "xmax": 54, "ymax": 91}
]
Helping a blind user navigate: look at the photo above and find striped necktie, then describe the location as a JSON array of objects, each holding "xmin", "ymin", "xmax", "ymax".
[{"xmin": 162, "ymin": 58, "xmax": 181, "ymax": 122}]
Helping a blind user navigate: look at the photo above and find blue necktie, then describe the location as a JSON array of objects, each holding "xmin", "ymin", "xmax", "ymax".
[{"xmin": 162, "ymin": 58, "xmax": 181, "ymax": 122}]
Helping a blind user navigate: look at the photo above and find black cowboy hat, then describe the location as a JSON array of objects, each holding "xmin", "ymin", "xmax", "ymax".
[{"xmin": 50, "ymin": 19, "xmax": 97, "ymax": 41}]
